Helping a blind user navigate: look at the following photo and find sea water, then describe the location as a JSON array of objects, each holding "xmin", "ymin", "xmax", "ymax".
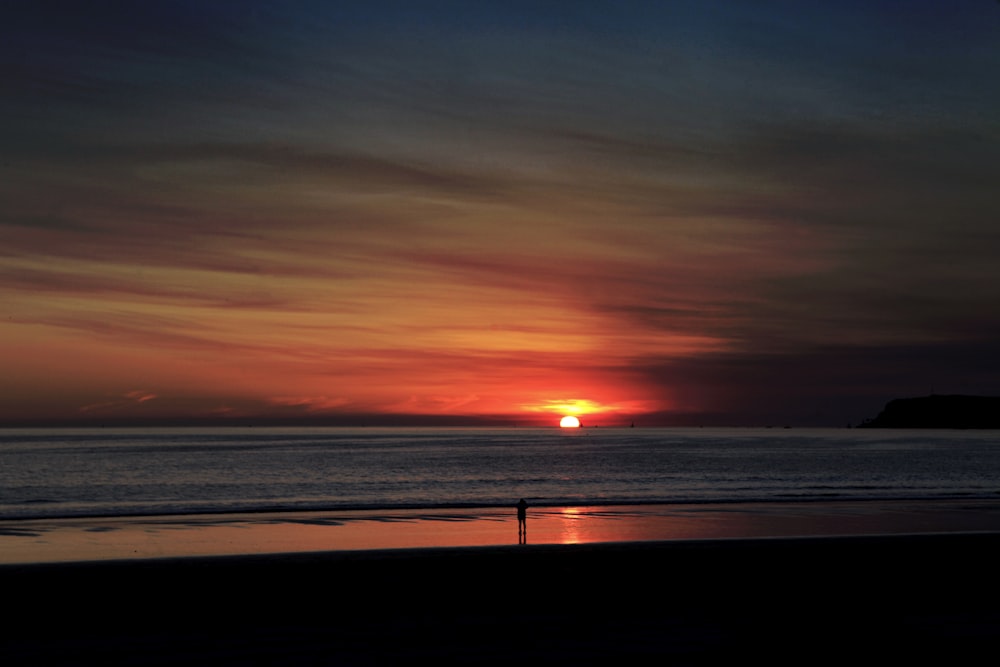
[{"xmin": 1, "ymin": 426, "xmax": 999, "ymax": 520}]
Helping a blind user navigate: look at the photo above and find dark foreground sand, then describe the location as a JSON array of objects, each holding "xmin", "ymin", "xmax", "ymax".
[{"xmin": 3, "ymin": 532, "xmax": 1000, "ymax": 665}]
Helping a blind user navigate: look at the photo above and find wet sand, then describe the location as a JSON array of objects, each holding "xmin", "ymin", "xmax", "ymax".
[
  {"xmin": 4, "ymin": 498, "xmax": 1000, "ymax": 564},
  {"xmin": 3, "ymin": 501, "xmax": 1000, "ymax": 664}
]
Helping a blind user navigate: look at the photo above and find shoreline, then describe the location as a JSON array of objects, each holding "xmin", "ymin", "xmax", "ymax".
[{"xmin": 3, "ymin": 497, "xmax": 1000, "ymax": 565}]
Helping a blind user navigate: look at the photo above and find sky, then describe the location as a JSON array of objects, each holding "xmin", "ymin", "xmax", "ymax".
[{"xmin": 2, "ymin": 1, "xmax": 999, "ymax": 427}]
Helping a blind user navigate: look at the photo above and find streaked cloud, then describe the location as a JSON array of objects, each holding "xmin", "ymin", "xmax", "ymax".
[{"xmin": 2, "ymin": 1, "xmax": 999, "ymax": 425}]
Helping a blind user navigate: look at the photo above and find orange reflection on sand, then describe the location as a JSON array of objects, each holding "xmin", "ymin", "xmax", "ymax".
[
  {"xmin": 557, "ymin": 507, "xmax": 583, "ymax": 544},
  {"xmin": 543, "ymin": 506, "xmax": 705, "ymax": 545}
]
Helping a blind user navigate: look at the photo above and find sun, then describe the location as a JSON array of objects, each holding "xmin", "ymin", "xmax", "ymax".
[{"xmin": 559, "ymin": 415, "xmax": 581, "ymax": 428}]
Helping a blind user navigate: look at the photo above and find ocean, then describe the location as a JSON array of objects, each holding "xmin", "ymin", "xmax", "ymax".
[{"xmin": 2, "ymin": 426, "xmax": 999, "ymax": 521}]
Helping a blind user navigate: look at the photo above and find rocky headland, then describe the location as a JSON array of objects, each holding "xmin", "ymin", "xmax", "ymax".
[{"xmin": 859, "ymin": 394, "xmax": 1000, "ymax": 429}]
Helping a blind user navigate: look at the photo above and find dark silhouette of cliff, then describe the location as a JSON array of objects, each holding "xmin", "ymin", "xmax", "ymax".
[{"xmin": 859, "ymin": 395, "xmax": 1000, "ymax": 429}]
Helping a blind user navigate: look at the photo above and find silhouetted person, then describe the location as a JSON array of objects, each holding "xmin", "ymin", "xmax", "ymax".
[{"xmin": 517, "ymin": 498, "xmax": 528, "ymax": 544}]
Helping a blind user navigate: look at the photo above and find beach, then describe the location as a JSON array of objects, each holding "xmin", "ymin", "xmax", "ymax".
[
  {"xmin": 5, "ymin": 498, "xmax": 1000, "ymax": 565},
  {"xmin": 3, "ymin": 500, "xmax": 1000, "ymax": 664}
]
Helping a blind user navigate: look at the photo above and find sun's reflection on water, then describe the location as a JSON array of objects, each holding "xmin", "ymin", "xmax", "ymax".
[{"xmin": 558, "ymin": 507, "xmax": 583, "ymax": 544}]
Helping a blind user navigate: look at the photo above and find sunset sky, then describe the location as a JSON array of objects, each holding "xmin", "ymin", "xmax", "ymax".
[{"xmin": 3, "ymin": 1, "xmax": 999, "ymax": 427}]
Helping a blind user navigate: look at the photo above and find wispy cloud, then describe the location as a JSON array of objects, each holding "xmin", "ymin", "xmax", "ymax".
[
  {"xmin": 3, "ymin": 1, "xmax": 999, "ymax": 425},
  {"xmin": 80, "ymin": 390, "xmax": 157, "ymax": 414}
]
